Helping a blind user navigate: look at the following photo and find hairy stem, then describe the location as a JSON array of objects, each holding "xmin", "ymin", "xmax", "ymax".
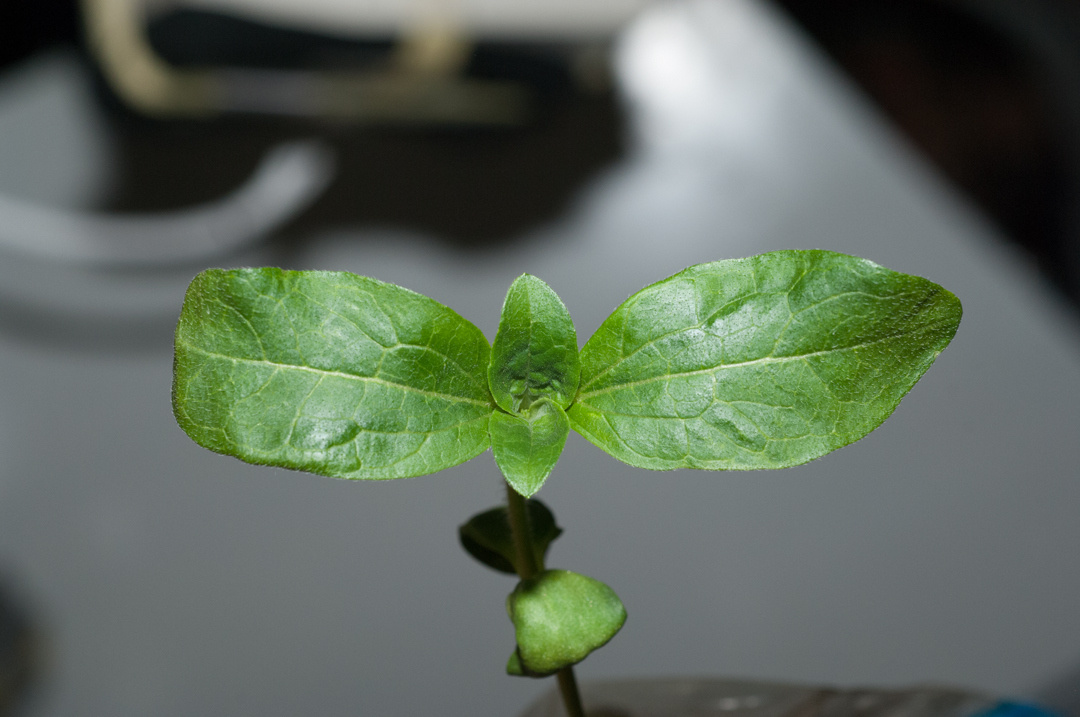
[
  {"xmin": 505, "ymin": 484, "xmax": 540, "ymax": 579},
  {"xmin": 505, "ymin": 484, "xmax": 587, "ymax": 717}
]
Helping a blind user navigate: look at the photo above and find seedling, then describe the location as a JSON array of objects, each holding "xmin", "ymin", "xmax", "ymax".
[{"xmin": 172, "ymin": 250, "xmax": 961, "ymax": 717}]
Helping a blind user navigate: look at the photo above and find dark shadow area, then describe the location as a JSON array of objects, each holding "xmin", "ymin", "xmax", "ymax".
[
  {"xmin": 0, "ymin": 0, "xmax": 79, "ymax": 71},
  {"xmin": 0, "ymin": 574, "xmax": 37, "ymax": 717},
  {"xmin": 96, "ymin": 96, "xmax": 624, "ymax": 248},
  {"xmin": 777, "ymin": 0, "xmax": 1080, "ymax": 311},
  {"xmin": 88, "ymin": 9, "xmax": 626, "ymax": 247},
  {"xmin": 1, "ymin": 4, "xmax": 625, "ymax": 248}
]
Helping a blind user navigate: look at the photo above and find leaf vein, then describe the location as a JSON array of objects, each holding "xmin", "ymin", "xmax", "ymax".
[
  {"xmin": 177, "ymin": 340, "xmax": 494, "ymax": 408},
  {"xmin": 578, "ymin": 330, "xmax": 916, "ymax": 401}
]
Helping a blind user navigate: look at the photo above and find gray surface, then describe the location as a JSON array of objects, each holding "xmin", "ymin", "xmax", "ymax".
[
  {"xmin": 1, "ymin": 1, "xmax": 1079, "ymax": 716},
  {"xmin": 519, "ymin": 678, "xmax": 991, "ymax": 717}
]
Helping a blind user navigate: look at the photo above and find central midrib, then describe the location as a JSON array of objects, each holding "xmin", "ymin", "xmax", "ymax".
[
  {"xmin": 576, "ymin": 331, "xmax": 916, "ymax": 401},
  {"xmin": 179, "ymin": 341, "xmax": 494, "ymax": 408}
]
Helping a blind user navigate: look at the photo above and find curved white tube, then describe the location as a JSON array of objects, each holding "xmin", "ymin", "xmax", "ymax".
[{"xmin": 0, "ymin": 140, "xmax": 334, "ymax": 267}]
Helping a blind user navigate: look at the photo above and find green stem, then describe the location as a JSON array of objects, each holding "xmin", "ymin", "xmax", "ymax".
[
  {"xmin": 556, "ymin": 668, "xmax": 586, "ymax": 717},
  {"xmin": 505, "ymin": 483, "xmax": 539, "ymax": 579},
  {"xmin": 504, "ymin": 484, "xmax": 587, "ymax": 717}
]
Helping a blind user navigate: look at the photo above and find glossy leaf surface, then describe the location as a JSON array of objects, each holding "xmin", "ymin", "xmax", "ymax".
[
  {"xmin": 491, "ymin": 400, "xmax": 570, "ymax": 498},
  {"xmin": 173, "ymin": 268, "xmax": 494, "ymax": 480},
  {"xmin": 458, "ymin": 499, "xmax": 562, "ymax": 575},
  {"xmin": 507, "ymin": 569, "xmax": 626, "ymax": 676},
  {"xmin": 488, "ymin": 274, "xmax": 580, "ymax": 414},
  {"xmin": 568, "ymin": 251, "xmax": 962, "ymax": 471}
]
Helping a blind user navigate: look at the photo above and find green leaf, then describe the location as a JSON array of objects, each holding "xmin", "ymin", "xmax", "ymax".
[
  {"xmin": 507, "ymin": 569, "xmax": 626, "ymax": 676},
  {"xmin": 490, "ymin": 400, "xmax": 570, "ymax": 498},
  {"xmin": 506, "ymin": 650, "xmax": 526, "ymax": 677},
  {"xmin": 458, "ymin": 499, "xmax": 563, "ymax": 575},
  {"xmin": 488, "ymin": 274, "xmax": 580, "ymax": 414},
  {"xmin": 568, "ymin": 250, "xmax": 962, "ymax": 471},
  {"xmin": 172, "ymin": 268, "xmax": 495, "ymax": 480},
  {"xmin": 503, "ymin": 647, "xmax": 549, "ymax": 679}
]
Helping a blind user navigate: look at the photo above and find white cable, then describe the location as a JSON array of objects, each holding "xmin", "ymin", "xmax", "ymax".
[{"xmin": 0, "ymin": 140, "xmax": 334, "ymax": 267}]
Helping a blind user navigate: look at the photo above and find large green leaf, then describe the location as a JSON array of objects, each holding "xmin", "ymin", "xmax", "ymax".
[
  {"xmin": 568, "ymin": 251, "xmax": 962, "ymax": 471},
  {"xmin": 173, "ymin": 268, "xmax": 495, "ymax": 480},
  {"xmin": 506, "ymin": 569, "xmax": 626, "ymax": 676},
  {"xmin": 490, "ymin": 400, "xmax": 570, "ymax": 498},
  {"xmin": 488, "ymin": 274, "xmax": 580, "ymax": 414}
]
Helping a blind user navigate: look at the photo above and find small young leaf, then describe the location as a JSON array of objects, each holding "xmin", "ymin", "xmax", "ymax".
[
  {"xmin": 458, "ymin": 499, "xmax": 563, "ymax": 575},
  {"xmin": 488, "ymin": 274, "xmax": 580, "ymax": 414},
  {"xmin": 173, "ymin": 268, "xmax": 495, "ymax": 480},
  {"xmin": 506, "ymin": 650, "xmax": 526, "ymax": 677},
  {"xmin": 507, "ymin": 569, "xmax": 626, "ymax": 676},
  {"xmin": 504, "ymin": 647, "xmax": 547, "ymax": 678},
  {"xmin": 491, "ymin": 400, "xmax": 570, "ymax": 497},
  {"xmin": 569, "ymin": 250, "xmax": 962, "ymax": 471}
]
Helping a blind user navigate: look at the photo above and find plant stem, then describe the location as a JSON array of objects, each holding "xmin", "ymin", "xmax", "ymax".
[
  {"xmin": 556, "ymin": 668, "xmax": 586, "ymax": 717},
  {"xmin": 504, "ymin": 484, "xmax": 588, "ymax": 717},
  {"xmin": 505, "ymin": 484, "xmax": 539, "ymax": 579}
]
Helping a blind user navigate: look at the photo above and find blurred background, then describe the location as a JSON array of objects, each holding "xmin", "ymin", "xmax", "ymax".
[{"xmin": 0, "ymin": 1, "xmax": 1079, "ymax": 715}]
